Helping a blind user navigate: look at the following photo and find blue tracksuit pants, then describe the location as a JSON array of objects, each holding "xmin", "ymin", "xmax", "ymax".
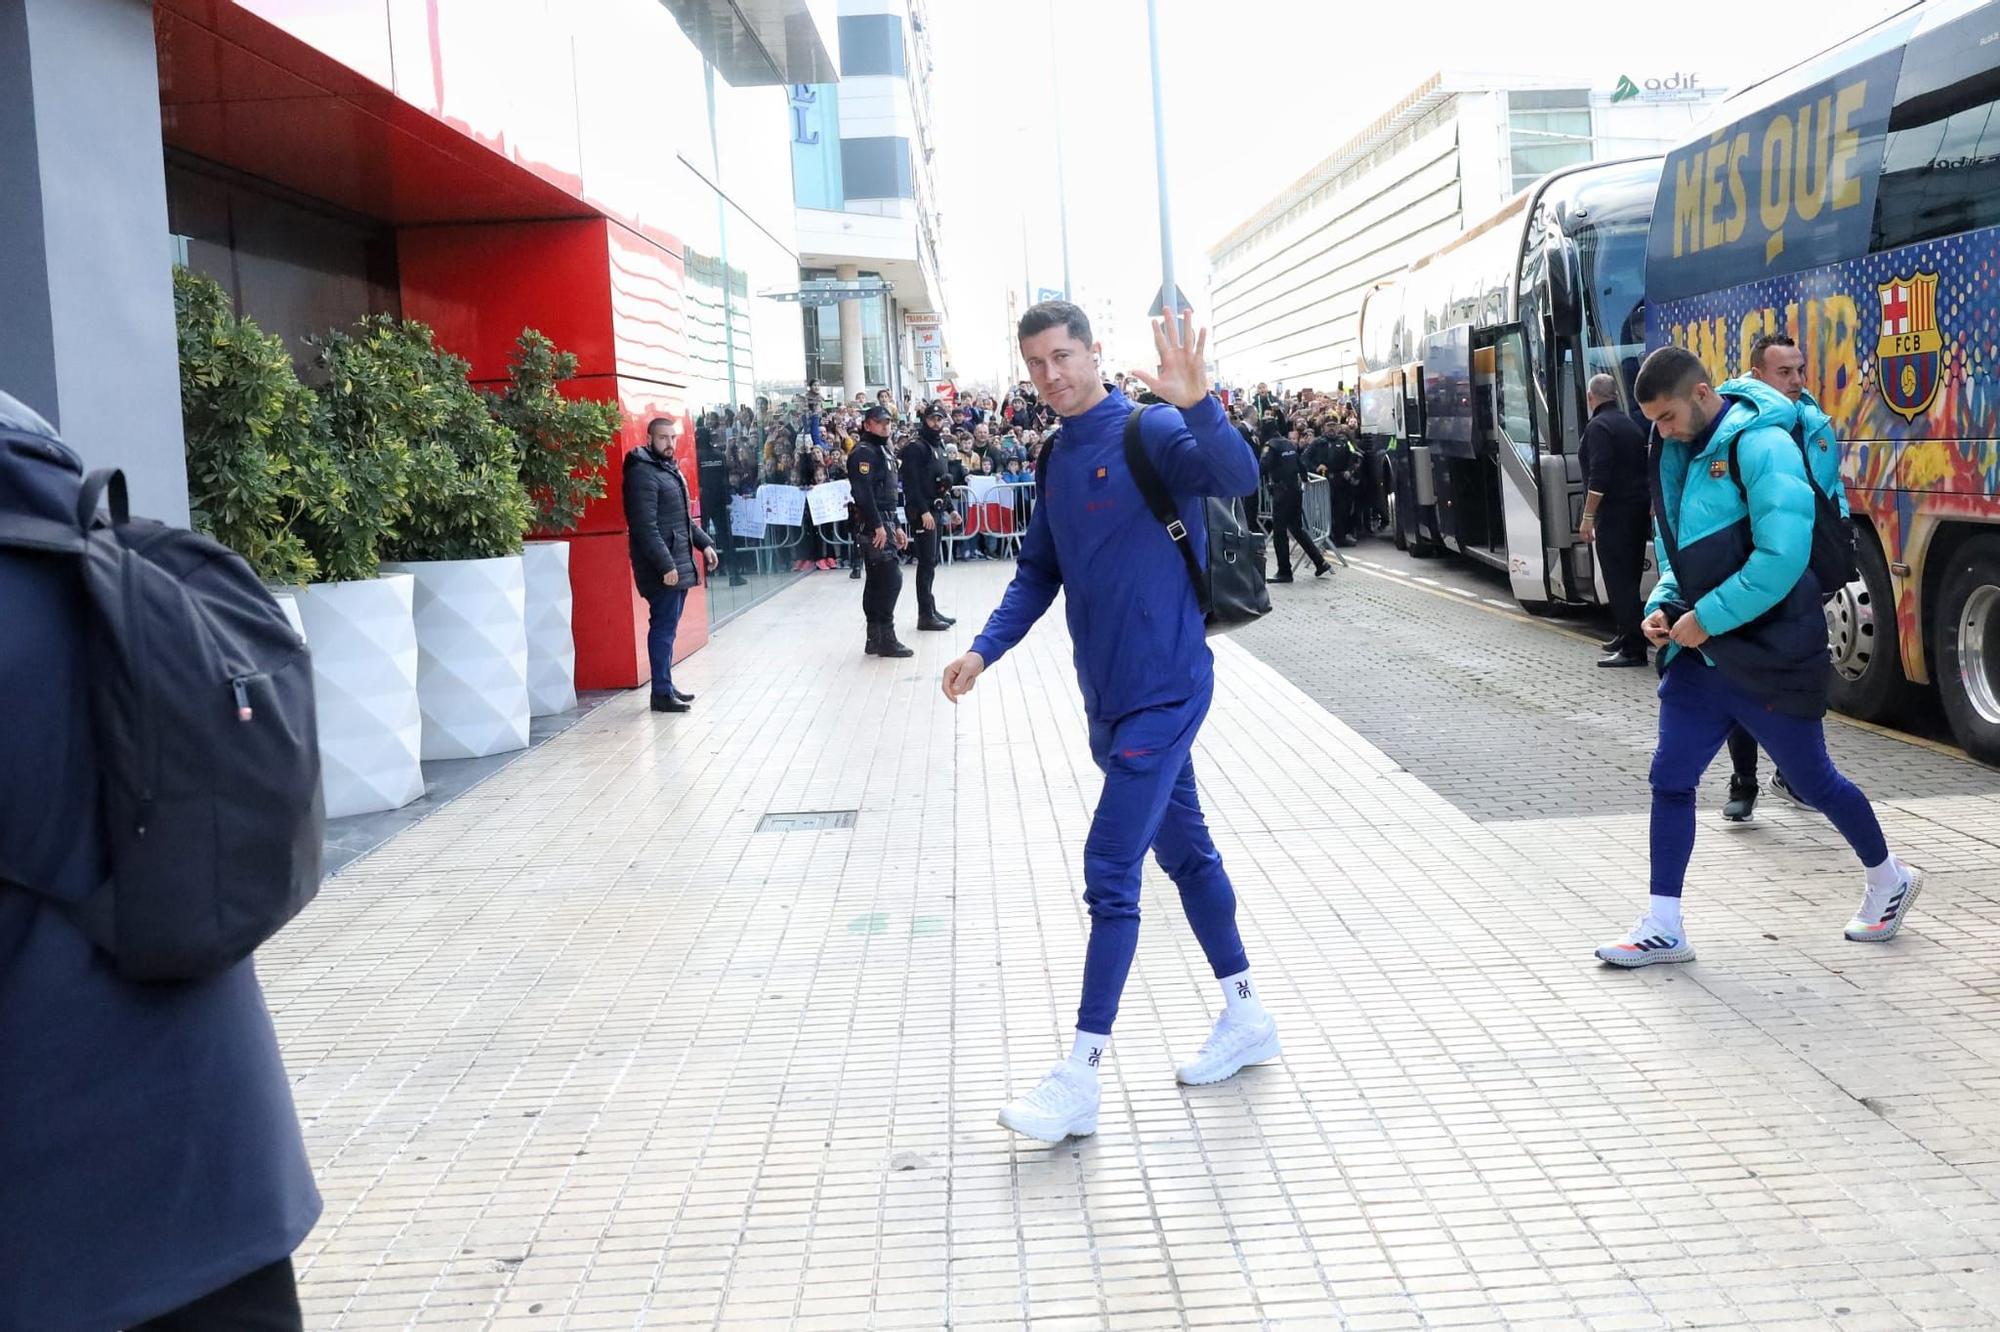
[
  {"xmin": 1651, "ymin": 654, "xmax": 1888, "ymax": 897},
  {"xmin": 1077, "ymin": 684, "xmax": 1250, "ymax": 1034}
]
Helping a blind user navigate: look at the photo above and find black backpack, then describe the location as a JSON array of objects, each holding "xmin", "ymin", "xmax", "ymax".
[
  {"xmin": 1725, "ymin": 412, "xmax": 1857, "ymax": 600},
  {"xmin": 0, "ymin": 450, "xmax": 324, "ymax": 981},
  {"xmin": 1038, "ymin": 404, "xmax": 1270, "ymax": 634}
]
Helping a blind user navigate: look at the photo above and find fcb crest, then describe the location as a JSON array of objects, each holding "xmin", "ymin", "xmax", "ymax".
[{"xmin": 1875, "ymin": 271, "xmax": 1945, "ymax": 421}]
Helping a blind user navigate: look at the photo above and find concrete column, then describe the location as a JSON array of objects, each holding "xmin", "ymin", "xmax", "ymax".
[
  {"xmin": 0, "ymin": 0, "xmax": 188, "ymax": 526},
  {"xmin": 836, "ymin": 262, "xmax": 866, "ymax": 402}
]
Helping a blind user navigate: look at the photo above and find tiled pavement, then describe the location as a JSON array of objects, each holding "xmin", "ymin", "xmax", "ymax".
[{"xmin": 268, "ymin": 558, "xmax": 2000, "ymax": 1330}]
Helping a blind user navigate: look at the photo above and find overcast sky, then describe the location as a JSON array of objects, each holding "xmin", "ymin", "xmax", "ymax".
[{"xmin": 926, "ymin": 0, "xmax": 1913, "ymax": 384}]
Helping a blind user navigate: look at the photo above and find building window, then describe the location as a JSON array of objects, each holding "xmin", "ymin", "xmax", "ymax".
[
  {"xmin": 840, "ymin": 136, "xmax": 913, "ymax": 200},
  {"xmin": 1507, "ymin": 90, "xmax": 1593, "ymax": 193},
  {"xmin": 789, "ymin": 84, "xmax": 844, "ymax": 211},
  {"xmin": 165, "ymin": 152, "xmax": 399, "ymax": 368},
  {"xmin": 838, "ymin": 14, "xmax": 905, "ymax": 77}
]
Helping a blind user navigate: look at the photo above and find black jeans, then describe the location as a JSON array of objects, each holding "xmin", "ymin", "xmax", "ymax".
[
  {"xmin": 1595, "ymin": 501, "xmax": 1649, "ymax": 655},
  {"xmin": 862, "ymin": 536, "xmax": 903, "ymax": 624},
  {"xmin": 129, "ymin": 1258, "xmax": 302, "ymax": 1332},
  {"xmin": 1330, "ymin": 474, "xmax": 1361, "ymax": 542},
  {"xmin": 1269, "ymin": 491, "xmax": 1324, "ymax": 576},
  {"xmin": 911, "ymin": 523, "xmax": 941, "ymax": 620},
  {"xmin": 1727, "ymin": 724, "xmax": 1761, "ymax": 784}
]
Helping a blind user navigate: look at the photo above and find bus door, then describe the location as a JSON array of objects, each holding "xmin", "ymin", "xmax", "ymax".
[
  {"xmin": 1542, "ymin": 333, "xmax": 1598, "ymax": 605},
  {"xmin": 1485, "ymin": 323, "xmax": 1554, "ymax": 607}
]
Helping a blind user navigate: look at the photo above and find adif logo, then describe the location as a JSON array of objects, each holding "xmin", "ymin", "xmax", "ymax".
[{"xmin": 1611, "ymin": 75, "xmax": 1641, "ymax": 103}]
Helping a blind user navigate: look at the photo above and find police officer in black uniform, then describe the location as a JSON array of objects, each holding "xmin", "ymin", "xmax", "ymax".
[
  {"xmin": 899, "ymin": 404, "xmax": 956, "ymax": 631},
  {"xmin": 851, "ymin": 404, "xmax": 913, "ymax": 657},
  {"xmin": 1262, "ymin": 427, "xmax": 1330, "ymax": 581},
  {"xmin": 1326, "ymin": 426, "xmax": 1364, "ymax": 546}
]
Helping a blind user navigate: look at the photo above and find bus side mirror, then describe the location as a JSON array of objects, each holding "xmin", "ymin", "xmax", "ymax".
[{"xmin": 1543, "ymin": 234, "xmax": 1582, "ymax": 340}]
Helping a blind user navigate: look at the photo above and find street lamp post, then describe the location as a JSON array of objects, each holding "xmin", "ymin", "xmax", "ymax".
[{"xmin": 1145, "ymin": 0, "xmax": 1177, "ymax": 320}]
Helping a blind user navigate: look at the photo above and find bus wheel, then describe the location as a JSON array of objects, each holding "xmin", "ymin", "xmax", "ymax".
[
  {"xmin": 1934, "ymin": 534, "xmax": 2000, "ymax": 766},
  {"xmin": 1827, "ymin": 530, "xmax": 1921, "ymax": 725}
]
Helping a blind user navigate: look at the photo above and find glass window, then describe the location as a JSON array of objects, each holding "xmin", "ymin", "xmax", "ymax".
[
  {"xmin": 861, "ymin": 293, "xmax": 889, "ymax": 386},
  {"xmin": 1872, "ymin": 74, "xmax": 2000, "ymax": 251},
  {"xmin": 1493, "ymin": 328, "xmax": 1536, "ymax": 468},
  {"xmin": 839, "ymin": 136, "xmax": 913, "ymax": 200},
  {"xmin": 838, "ymin": 14, "xmax": 905, "ymax": 78},
  {"xmin": 164, "ymin": 153, "xmax": 399, "ymax": 368},
  {"xmin": 1507, "ymin": 90, "xmax": 1593, "ymax": 193},
  {"xmin": 788, "ymin": 84, "xmax": 844, "ymax": 211}
]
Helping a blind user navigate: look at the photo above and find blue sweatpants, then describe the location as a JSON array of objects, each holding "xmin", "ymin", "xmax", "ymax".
[
  {"xmin": 1651, "ymin": 654, "xmax": 1888, "ymax": 898},
  {"xmin": 1077, "ymin": 684, "xmax": 1250, "ymax": 1034}
]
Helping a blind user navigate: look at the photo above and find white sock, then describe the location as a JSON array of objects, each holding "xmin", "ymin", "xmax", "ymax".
[
  {"xmin": 1068, "ymin": 1031, "xmax": 1108, "ymax": 1078},
  {"xmin": 1865, "ymin": 855, "xmax": 1906, "ymax": 892},
  {"xmin": 1220, "ymin": 969, "xmax": 1267, "ymax": 1022},
  {"xmin": 1649, "ymin": 894, "xmax": 1684, "ymax": 933}
]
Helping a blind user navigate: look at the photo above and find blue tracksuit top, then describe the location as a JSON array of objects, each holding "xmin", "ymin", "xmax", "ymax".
[{"xmin": 970, "ymin": 388, "xmax": 1260, "ymax": 721}]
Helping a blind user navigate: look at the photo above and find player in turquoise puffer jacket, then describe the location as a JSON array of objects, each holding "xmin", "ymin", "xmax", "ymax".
[
  {"xmin": 1593, "ymin": 346, "xmax": 1919, "ymax": 972},
  {"xmin": 1642, "ymin": 371, "xmax": 1830, "ymax": 711}
]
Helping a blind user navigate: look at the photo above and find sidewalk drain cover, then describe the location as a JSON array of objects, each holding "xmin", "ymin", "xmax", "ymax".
[{"xmin": 757, "ymin": 810, "xmax": 858, "ymax": 832}]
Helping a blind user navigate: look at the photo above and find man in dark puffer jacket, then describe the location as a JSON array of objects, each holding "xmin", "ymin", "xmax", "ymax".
[{"xmin": 625, "ymin": 414, "xmax": 716, "ymax": 713}]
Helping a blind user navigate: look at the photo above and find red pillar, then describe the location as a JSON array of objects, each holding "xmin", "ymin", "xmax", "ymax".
[{"xmin": 397, "ymin": 218, "xmax": 702, "ymax": 690}]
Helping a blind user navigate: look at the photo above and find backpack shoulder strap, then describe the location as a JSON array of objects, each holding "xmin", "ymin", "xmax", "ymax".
[
  {"xmin": 1648, "ymin": 431, "xmax": 1685, "ymax": 572},
  {"xmin": 1035, "ymin": 427, "xmax": 1059, "ymax": 488},
  {"xmin": 1729, "ymin": 422, "xmax": 1831, "ymax": 504},
  {"xmin": 1122, "ymin": 405, "xmax": 1208, "ymax": 610}
]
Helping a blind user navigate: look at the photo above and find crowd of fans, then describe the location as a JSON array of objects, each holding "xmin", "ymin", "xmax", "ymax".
[
  {"xmin": 688, "ymin": 377, "xmax": 1382, "ymax": 575},
  {"xmin": 1226, "ymin": 382, "xmax": 1383, "ymax": 547},
  {"xmin": 695, "ymin": 385, "xmax": 1060, "ymax": 500}
]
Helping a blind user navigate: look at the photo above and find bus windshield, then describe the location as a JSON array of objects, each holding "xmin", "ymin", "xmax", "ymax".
[
  {"xmin": 1576, "ymin": 216, "xmax": 1648, "ymax": 394},
  {"xmin": 1560, "ymin": 160, "xmax": 1659, "ymax": 400}
]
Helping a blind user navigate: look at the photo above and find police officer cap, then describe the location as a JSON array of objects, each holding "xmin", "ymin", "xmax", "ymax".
[
  {"xmin": 922, "ymin": 403, "xmax": 946, "ymax": 420},
  {"xmin": 860, "ymin": 404, "xmax": 893, "ymax": 423}
]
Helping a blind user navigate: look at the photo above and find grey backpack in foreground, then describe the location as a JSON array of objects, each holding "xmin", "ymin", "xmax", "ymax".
[{"xmin": 0, "ymin": 397, "xmax": 323, "ymax": 981}]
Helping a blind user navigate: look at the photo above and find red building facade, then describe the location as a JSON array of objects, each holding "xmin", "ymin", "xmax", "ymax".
[{"xmin": 151, "ymin": 0, "xmax": 830, "ymax": 684}]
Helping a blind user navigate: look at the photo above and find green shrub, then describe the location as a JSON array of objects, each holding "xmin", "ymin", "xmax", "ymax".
[
  {"xmin": 306, "ymin": 318, "xmax": 422, "ymax": 581},
  {"xmin": 486, "ymin": 330, "xmax": 617, "ymax": 535},
  {"xmin": 316, "ymin": 316, "xmax": 531, "ymax": 566},
  {"xmin": 173, "ymin": 267, "xmax": 341, "ymax": 585}
]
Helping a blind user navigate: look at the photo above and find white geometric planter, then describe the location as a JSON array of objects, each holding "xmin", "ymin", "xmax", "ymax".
[
  {"xmin": 292, "ymin": 574, "xmax": 425, "ymax": 820},
  {"xmin": 270, "ymin": 588, "xmax": 307, "ymax": 644},
  {"xmin": 522, "ymin": 540, "xmax": 577, "ymax": 717},
  {"xmin": 380, "ymin": 554, "xmax": 530, "ymax": 761}
]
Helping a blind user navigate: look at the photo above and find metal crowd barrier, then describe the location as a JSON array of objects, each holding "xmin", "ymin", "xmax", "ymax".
[
  {"xmin": 730, "ymin": 521, "xmax": 803, "ymax": 575},
  {"xmin": 942, "ymin": 482, "xmax": 1035, "ymax": 560},
  {"xmin": 1302, "ymin": 475, "xmax": 1346, "ymax": 569},
  {"xmin": 815, "ymin": 515, "xmax": 854, "ymax": 563}
]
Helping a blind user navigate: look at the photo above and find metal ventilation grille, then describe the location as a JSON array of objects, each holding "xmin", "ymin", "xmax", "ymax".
[{"xmin": 756, "ymin": 810, "xmax": 859, "ymax": 832}]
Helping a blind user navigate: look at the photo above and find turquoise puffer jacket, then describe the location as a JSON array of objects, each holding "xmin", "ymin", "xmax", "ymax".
[
  {"xmin": 1646, "ymin": 376, "xmax": 1832, "ymax": 716},
  {"xmin": 1796, "ymin": 388, "xmax": 1849, "ymax": 518}
]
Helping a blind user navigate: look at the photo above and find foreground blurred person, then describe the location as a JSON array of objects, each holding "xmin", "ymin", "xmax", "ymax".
[
  {"xmin": 941, "ymin": 303, "xmax": 1275, "ymax": 1143},
  {"xmin": 0, "ymin": 392, "xmax": 321, "ymax": 1331}
]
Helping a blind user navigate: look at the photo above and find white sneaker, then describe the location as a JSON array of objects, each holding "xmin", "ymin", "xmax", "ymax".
[
  {"xmin": 997, "ymin": 1064, "xmax": 1100, "ymax": 1142},
  {"xmin": 1594, "ymin": 914, "xmax": 1696, "ymax": 967},
  {"xmin": 1175, "ymin": 1011, "xmax": 1280, "ymax": 1086},
  {"xmin": 1845, "ymin": 867, "xmax": 1923, "ymax": 942}
]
